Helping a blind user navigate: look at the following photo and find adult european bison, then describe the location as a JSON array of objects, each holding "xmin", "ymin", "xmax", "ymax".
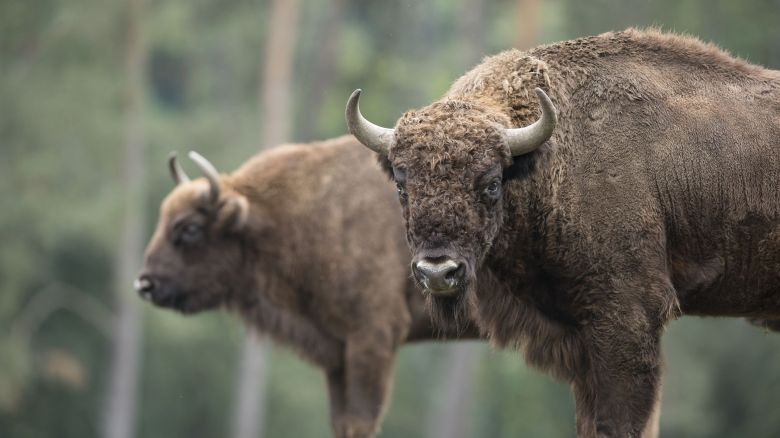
[
  {"xmin": 347, "ymin": 28, "xmax": 780, "ymax": 437},
  {"xmin": 134, "ymin": 135, "xmax": 478, "ymax": 438}
]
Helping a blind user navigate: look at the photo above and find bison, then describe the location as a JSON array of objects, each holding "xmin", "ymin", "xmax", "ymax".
[
  {"xmin": 134, "ymin": 135, "xmax": 479, "ymax": 438},
  {"xmin": 347, "ymin": 28, "xmax": 780, "ymax": 437}
]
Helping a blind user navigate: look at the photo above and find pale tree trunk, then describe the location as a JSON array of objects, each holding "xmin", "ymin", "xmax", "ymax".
[
  {"xmin": 231, "ymin": 1, "xmax": 301, "ymax": 438},
  {"xmin": 426, "ymin": 343, "xmax": 482, "ymax": 438},
  {"xmin": 258, "ymin": 0, "xmax": 301, "ymax": 147},
  {"xmin": 232, "ymin": 332, "xmax": 272, "ymax": 438},
  {"xmin": 515, "ymin": 0, "xmax": 539, "ymax": 50},
  {"xmin": 102, "ymin": 0, "xmax": 147, "ymax": 437}
]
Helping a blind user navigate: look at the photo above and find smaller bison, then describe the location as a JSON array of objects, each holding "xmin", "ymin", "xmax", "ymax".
[{"xmin": 135, "ymin": 135, "xmax": 478, "ymax": 438}]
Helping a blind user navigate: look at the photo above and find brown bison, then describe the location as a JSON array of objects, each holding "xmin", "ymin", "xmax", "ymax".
[
  {"xmin": 134, "ymin": 135, "xmax": 479, "ymax": 438},
  {"xmin": 347, "ymin": 28, "xmax": 780, "ymax": 437}
]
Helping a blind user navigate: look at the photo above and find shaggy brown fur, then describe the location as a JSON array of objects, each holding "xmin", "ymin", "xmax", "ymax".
[
  {"xmin": 138, "ymin": 135, "xmax": 479, "ymax": 438},
  {"xmin": 361, "ymin": 29, "xmax": 779, "ymax": 437}
]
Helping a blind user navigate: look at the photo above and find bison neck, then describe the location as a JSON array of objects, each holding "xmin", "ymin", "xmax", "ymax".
[
  {"xmin": 226, "ymin": 234, "xmax": 344, "ymax": 369},
  {"xmin": 467, "ymin": 170, "xmax": 587, "ymax": 381}
]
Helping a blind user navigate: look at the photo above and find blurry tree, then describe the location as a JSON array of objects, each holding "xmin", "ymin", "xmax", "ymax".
[
  {"xmin": 515, "ymin": 0, "xmax": 539, "ymax": 50},
  {"xmin": 1, "ymin": 0, "xmax": 129, "ymax": 435},
  {"xmin": 103, "ymin": 0, "xmax": 147, "ymax": 436},
  {"xmin": 426, "ymin": 342, "xmax": 482, "ymax": 438},
  {"xmin": 232, "ymin": 1, "xmax": 301, "ymax": 438},
  {"xmin": 257, "ymin": 0, "xmax": 301, "ymax": 147},
  {"xmin": 233, "ymin": 334, "xmax": 271, "ymax": 438}
]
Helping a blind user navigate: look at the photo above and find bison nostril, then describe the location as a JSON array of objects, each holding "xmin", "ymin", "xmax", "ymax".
[
  {"xmin": 445, "ymin": 263, "xmax": 466, "ymax": 284},
  {"xmin": 414, "ymin": 259, "xmax": 461, "ymax": 292},
  {"xmin": 134, "ymin": 275, "xmax": 156, "ymax": 297},
  {"xmin": 412, "ymin": 263, "xmax": 426, "ymax": 285}
]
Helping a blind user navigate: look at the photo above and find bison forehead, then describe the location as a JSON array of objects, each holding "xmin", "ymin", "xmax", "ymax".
[
  {"xmin": 162, "ymin": 181, "xmax": 212, "ymax": 215},
  {"xmin": 390, "ymin": 99, "xmax": 513, "ymax": 173}
]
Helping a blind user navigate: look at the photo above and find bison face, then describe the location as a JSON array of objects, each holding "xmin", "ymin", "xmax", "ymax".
[
  {"xmin": 135, "ymin": 153, "xmax": 249, "ymax": 314},
  {"xmin": 346, "ymin": 89, "xmax": 556, "ymax": 327},
  {"xmin": 387, "ymin": 103, "xmax": 514, "ymax": 324}
]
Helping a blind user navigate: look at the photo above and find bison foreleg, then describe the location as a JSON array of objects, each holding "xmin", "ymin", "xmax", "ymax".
[
  {"xmin": 330, "ymin": 331, "xmax": 396, "ymax": 438},
  {"xmin": 640, "ymin": 373, "xmax": 662, "ymax": 438},
  {"xmin": 326, "ymin": 367, "xmax": 349, "ymax": 437},
  {"xmin": 573, "ymin": 300, "xmax": 667, "ymax": 438},
  {"xmin": 747, "ymin": 318, "xmax": 780, "ymax": 332}
]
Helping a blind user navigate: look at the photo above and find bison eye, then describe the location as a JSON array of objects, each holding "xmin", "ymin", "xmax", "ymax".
[
  {"xmin": 483, "ymin": 179, "xmax": 501, "ymax": 199},
  {"xmin": 396, "ymin": 182, "xmax": 408, "ymax": 201},
  {"xmin": 181, "ymin": 223, "xmax": 204, "ymax": 244}
]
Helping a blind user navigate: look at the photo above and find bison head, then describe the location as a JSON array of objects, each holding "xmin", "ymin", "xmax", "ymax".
[
  {"xmin": 346, "ymin": 88, "xmax": 556, "ymax": 326},
  {"xmin": 135, "ymin": 152, "xmax": 249, "ymax": 314}
]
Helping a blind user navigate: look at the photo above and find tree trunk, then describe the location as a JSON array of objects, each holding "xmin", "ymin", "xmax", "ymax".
[
  {"xmin": 258, "ymin": 0, "xmax": 301, "ymax": 147},
  {"xmin": 515, "ymin": 0, "xmax": 539, "ymax": 50},
  {"xmin": 426, "ymin": 343, "xmax": 482, "ymax": 438},
  {"xmin": 102, "ymin": 0, "xmax": 146, "ymax": 437},
  {"xmin": 232, "ymin": 1, "xmax": 301, "ymax": 438},
  {"xmin": 232, "ymin": 332, "xmax": 272, "ymax": 438}
]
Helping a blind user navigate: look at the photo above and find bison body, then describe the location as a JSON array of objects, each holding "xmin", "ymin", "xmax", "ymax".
[
  {"xmin": 348, "ymin": 29, "xmax": 779, "ymax": 437},
  {"xmin": 137, "ymin": 135, "xmax": 478, "ymax": 438}
]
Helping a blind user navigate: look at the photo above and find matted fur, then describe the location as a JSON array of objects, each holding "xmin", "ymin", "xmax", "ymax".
[
  {"xmin": 367, "ymin": 28, "xmax": 779, "ymax": 437},
  {"xmin": 139, "ymin": 135, "xmax": 479, "ymax": 438}
]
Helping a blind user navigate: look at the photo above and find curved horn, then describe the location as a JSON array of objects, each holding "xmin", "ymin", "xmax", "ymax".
[
  {"xmin": 188, "ymin": 151, "xmax": 220, "ymax": 203},
  {"xmin": 506, "ymin": 88, "xmax": 558, "ymax": 156},
  {"xmin": 168, "ymin": 152, "xmax": 190, "ymax": 185},
  {"xmin": 345, "ymin": 89, "xmax": 394, "ymax": 154}
]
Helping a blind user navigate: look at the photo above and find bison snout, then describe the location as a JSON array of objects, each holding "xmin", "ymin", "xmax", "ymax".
[
  {"xmin": 413, "ymin": 258, "xmax": 465, "ymax": 295},
  {"xmin": 134, "ymin": 274, "xmax": 157, "ymax": 300}
]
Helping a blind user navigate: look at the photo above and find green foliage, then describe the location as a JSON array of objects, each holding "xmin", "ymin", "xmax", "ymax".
[
  {"xmin": 137, "ymin": 311, "xmax": 241, "ymax": 437},
  {"xmin": 0, "ymin": 337, "xmax": 30, "ymax": 413}
]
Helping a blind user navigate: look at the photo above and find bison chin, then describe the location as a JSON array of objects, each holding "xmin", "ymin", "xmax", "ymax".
[
  {"xmin": 424, "ymin": 283, "xmax": 477, "ymax": 335},
  {"xmin": 140, "ymin": 282, "xmax": 217, "ymax": 315}
]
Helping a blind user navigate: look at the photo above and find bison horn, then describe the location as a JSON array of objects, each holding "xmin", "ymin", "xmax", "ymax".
[
  {"xmin": 345, "ymin": 89, "xmax": 395, "ymax": 154},
  {"xmin": 188, "ymin": 151, "xmax": 221, "ymax": 203},
  {"xmin": 505, "ymin": 88, "xmax": 558, "ymax": 156},
  {"xmin": 168, "ymin": 152, "xmax": 191, "ymax": 184}
]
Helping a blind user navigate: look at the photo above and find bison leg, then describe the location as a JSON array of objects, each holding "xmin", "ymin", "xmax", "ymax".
[
  {"xmin": 573, "ymin": 302, "xmax": 667, "ymax": 438},
  {"xmin": 325, "ymin": 367, "xmax": 349, "ymax": 437},
  {"xmin": 334, "ymin": 330, "xmax": 396, "ymax": 438},
  {"xmin": 747, "ymin": 318, "xmax": 780, "ymax": 332},
  {"xmin": 640, "ymin": 374, "xmax": 662, "ymax": 438}
]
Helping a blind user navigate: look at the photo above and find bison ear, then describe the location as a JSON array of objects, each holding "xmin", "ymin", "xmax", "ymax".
[
  {"xmin": 376, "ymin": 154, "xmax": 394, "ymax": 180},
  {"xmin": 216, "ymin": 194, "xmax": 249, "ymax": 233}
]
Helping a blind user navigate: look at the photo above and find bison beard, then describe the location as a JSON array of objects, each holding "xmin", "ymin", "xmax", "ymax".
[
  {"xmin": 348, "ymin": 28, "xmax": 780, "ymax": 438},
  {"xmin": 426, "ymin": 288, "xmax": 471, "ymax": 335}
]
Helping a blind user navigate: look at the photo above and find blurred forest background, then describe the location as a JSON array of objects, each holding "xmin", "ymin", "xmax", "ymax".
[{"xmin": 2, "ymin": 0, "xmax": 780, "ymax": 437}]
